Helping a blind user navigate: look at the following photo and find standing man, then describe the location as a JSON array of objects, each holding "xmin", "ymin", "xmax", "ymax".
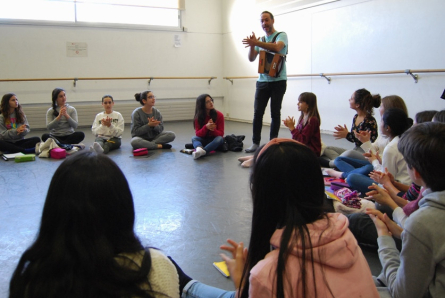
[{"xmin": 243, "ymin": 11, "xmax": 288, "ymax": 153}]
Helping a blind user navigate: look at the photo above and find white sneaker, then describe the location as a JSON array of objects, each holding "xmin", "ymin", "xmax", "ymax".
[
  {"xmin": 39, "ymin": 138, "xmax": 54, "ymax": 152},
  {"xmin": 66, "ymin": 147, "xmax": 79, "ymax": 155},
  {"xmin": 93, "ymin": 142, "xmax": 104, "ymax": 154},
  {"xmin": 192, "ymin": 147, "xmax": 206, "ymax": 160}
]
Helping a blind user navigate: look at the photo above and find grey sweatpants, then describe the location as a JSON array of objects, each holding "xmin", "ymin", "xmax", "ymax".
[{"xmin": 130, "ymin": 131, "xmax": 175, "ymax": 150}]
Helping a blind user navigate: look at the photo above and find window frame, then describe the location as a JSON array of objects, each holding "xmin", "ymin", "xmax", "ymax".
[{"xmin": 0, "ymin": 0, "xmax": 184, "ymax": 32}]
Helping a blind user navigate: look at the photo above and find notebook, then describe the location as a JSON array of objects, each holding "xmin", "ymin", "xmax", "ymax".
[{"xmin": 213, "ymin": 261, "xmax": 230, "ymax": 277}]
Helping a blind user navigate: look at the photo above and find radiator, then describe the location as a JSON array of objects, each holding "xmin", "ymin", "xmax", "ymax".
[{"xmin": 22, "ymin": 98, "xmax": 198, "ymax": 130}]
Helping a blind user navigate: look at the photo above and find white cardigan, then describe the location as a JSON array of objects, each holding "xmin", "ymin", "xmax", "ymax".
[{"xmin": 371, "ymin": 136, "xmax": 411, "ymax": 185}]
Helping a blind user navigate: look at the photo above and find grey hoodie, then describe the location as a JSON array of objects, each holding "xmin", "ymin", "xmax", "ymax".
[{"xmin": 378, "ymin": 189, "xmax": 445, "ymax": 298}]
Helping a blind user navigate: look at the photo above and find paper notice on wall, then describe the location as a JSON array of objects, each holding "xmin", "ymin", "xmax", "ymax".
[{"xmin": 67, "ymin": 42, "xmax": 88, "ymax": 57}]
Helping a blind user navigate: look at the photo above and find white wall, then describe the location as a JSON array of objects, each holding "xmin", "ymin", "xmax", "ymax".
[
  {"xmin": 1, "ymin": 0, "xmax": 444, "ymax": 130},
  {"xmin": 0, "ymin": 0, "xmax": 224, "ymax": 106},
  {"xmin": 222, "ymin": 0, "xmax": 445, "ymax": 132}
]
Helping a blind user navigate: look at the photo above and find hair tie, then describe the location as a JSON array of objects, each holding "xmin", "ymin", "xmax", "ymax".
[{"xmin": 257, "ymin": 138, "xmax": 303, "ymax": 158}]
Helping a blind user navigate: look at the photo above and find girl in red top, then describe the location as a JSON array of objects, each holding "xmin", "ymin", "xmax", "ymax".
[
  {"xmin": 238, "ymin": 92, "xmax": 321, "ymax": 168},
  {"xmin": 192, "ymin": 94, "xmax": 224, "ymax": 160},
  {"xmin": 283, "ymin": 92, "xmax": 321, "ymax": 156}
]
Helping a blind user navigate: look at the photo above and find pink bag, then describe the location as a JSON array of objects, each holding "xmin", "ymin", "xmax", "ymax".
[
  {"xmin": 133, "ymin": 148, "xmax": 148, "ymax": 156},
  {"xmin": 50, "ymin": 148, "xmax": 67, "ymax": 159}
]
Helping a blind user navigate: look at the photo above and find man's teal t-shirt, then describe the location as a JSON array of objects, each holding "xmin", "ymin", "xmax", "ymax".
[{"xmin": 255, "ymin": 31, "xmax": 288, "ymax": 82}]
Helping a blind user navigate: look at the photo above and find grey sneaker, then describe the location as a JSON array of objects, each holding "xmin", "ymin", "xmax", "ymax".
[{"xmin": 244, "ymin": 143, "xmax": 259, "ymax": 153}]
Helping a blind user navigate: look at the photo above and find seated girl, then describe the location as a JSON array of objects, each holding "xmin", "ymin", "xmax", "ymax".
[
  {"xmin": 180, "ymin": 139, "xmax": 379, "ymax": 298},
  {"xmin": 91, "ymin": 94, "xmax": 124, "ymax": 154},
  {"xmin": 319, "ymin": 88, "xmax": 380, "ymax": 167},
  {"xmin": 192, "ymin": 94, "xmax": 224, "ymax": 160},
  {"xmin": 0, "ymin": 93, "xmax": 40, "ymax": 154},
  {"xmin": 327, "ymin": 108, "xmax": 413, "ymax": 195},
  {"xmin": 130, "ymin": 90, "xmax": 175, "ymax": 150},
  {"xmin": 341, "ymin": 95, "xmax": 408, "ymax": 164},
  {"xmin": 42, "ymin": 88, "xmax": 85, "ymax": 144},
  {"xmin": 9, "ymin": 151, "xmax": 180, "ymax": 298},
  {"xmin": 239, "ymin": 92, "xmax": 321, "ymax": 168}
]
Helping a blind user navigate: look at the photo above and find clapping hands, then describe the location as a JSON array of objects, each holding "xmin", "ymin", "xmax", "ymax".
[
  {"xmin": 242, "ymin": 32, "xmax": 259, "ymax": 48},
  {"xmin": 366, "ymin": 208, "xmax": 403, "ymax": 238},
  {"xmin": 101, "ymin": 116, "xmax": 112, "ymax": 127},
  {"xmin": 16, "ymin": 124, "xmax": 26, "ymax": 135},
  {"xmin": 354, "ymin": 130, "xmax": 371, "ymax": 143},
  {"xmin": 57, "ymin": 105, "xmax": 69, "ymax": 120},
  {"xmin": 148, "ymin": 117, "xmax": 160, "ymax": 127},
  {"xmin": 220, "ymin": 239, "xmax": 248, "ymax": 290},
  {"xmin": 333, "ymin": 124, "xmax": 348, "ymax": 139},
  {"xmin": 283, "ymin": 116, "xmax": 296, "ymax": 131},
  {"xmin": 206, "ymin": 119, "xmax": 216, "ymax": 131}
]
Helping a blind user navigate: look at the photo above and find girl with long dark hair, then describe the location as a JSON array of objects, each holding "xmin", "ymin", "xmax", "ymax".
[
  {"xmin": 191, "ymin": 94, "xmax": 224, "ymax": 160},
  {"xmin": 41, "ymin": 88, "xmax": 85, "ymax": 144},
  {"xmin": 9, "ymin": 151, "xmax": 179, "ymax": 298},
  {"xmin": 180, "ymin": 139, "xmax": 379, "ymax": 298},
  {"xmin": 0, "ymin": 93, "xmax": 40, "ymax": 154}
]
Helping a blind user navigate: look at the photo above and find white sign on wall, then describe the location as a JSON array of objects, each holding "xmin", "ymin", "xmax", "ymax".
[{"xmin": 66, "ymin": 42, "xmax": 88, "ymax": 57}]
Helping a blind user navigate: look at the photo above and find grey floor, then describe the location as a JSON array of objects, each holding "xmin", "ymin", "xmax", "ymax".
[{"xmin": 0, "ymin": 120, "xmax": 381, "ymax": 296}]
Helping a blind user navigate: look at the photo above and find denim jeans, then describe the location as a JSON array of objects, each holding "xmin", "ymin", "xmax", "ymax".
[
  {"xmin": 182, "ymin": 281, "xmax": 235, "ymax": 298},
  {"xmin": 252, "ymin": 80, "xmax": 287, "ymax": 144},
  {"xmin": 192, "ymin": 136, "xmax": 224, "ymax": 153},
  {"xmin": 334, "ymin": 156, "xmax": 374, "ymax": 179},
  {"xmin": 346, "ymin": 173, "xmax": 374, "ymax": 196}
]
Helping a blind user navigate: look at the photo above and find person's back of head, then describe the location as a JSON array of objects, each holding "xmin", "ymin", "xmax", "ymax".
[
  {"xmin": 240, "ymin": 138, "xmax": 325, "ymax": 298},
  {"xmin": 415, "ymin": 110, "xmax": 438, "ymax": 124},
  {"xmin": 10, "ymin": 151, "xmax": 154, "ymax": 298},
  {"xmin": 398, "ymin": 122, "xmax": 445, "ymax": 192},
  {"xmin": 433, "ymin": 110, "xmax": 445, "ymax": 123},
  {"xmin": 382, "ymin": 108, "xmax": 413, "ymax": 137},
  {"xmin": 381, "ymin": 95, "xmax": 408, "ymax": 115}
]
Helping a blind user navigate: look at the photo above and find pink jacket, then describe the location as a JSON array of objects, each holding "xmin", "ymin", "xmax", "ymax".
[{"xmin": 249, "ymin": 213, "xmax": 379, "ymax": 298}]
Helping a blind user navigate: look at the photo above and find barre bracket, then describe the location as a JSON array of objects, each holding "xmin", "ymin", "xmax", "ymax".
[
  {"xmin": 320, "ymin": 73, "xmax": 331, "ymax": 84},
  {"xmin": 208, "ymin": 77, "xmax": 215, "ymax": 85},
  {"xmin": 405, "ymin": 69, "xmax": 418, "ymax": 83},
  {"xmin": 148, "ymin": 77, "xmax": 154, "ymax": 85},
  {"xmin": 226, "ymin": 78, "xmax": 234, "ymax": 85},
  {"xmin": 73, "ymin": 78, "xmax": 78, "ymax": 87}
]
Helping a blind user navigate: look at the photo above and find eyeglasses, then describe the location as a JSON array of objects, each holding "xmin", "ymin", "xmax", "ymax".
[{"xmin": 148, "ymin": 95, "xmax": 156, "ymax": 99}]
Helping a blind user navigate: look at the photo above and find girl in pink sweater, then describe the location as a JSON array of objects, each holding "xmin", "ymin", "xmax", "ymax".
[{"xmin": 181, "ymin": 139, "xmax": 379, "ymax": 298}]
